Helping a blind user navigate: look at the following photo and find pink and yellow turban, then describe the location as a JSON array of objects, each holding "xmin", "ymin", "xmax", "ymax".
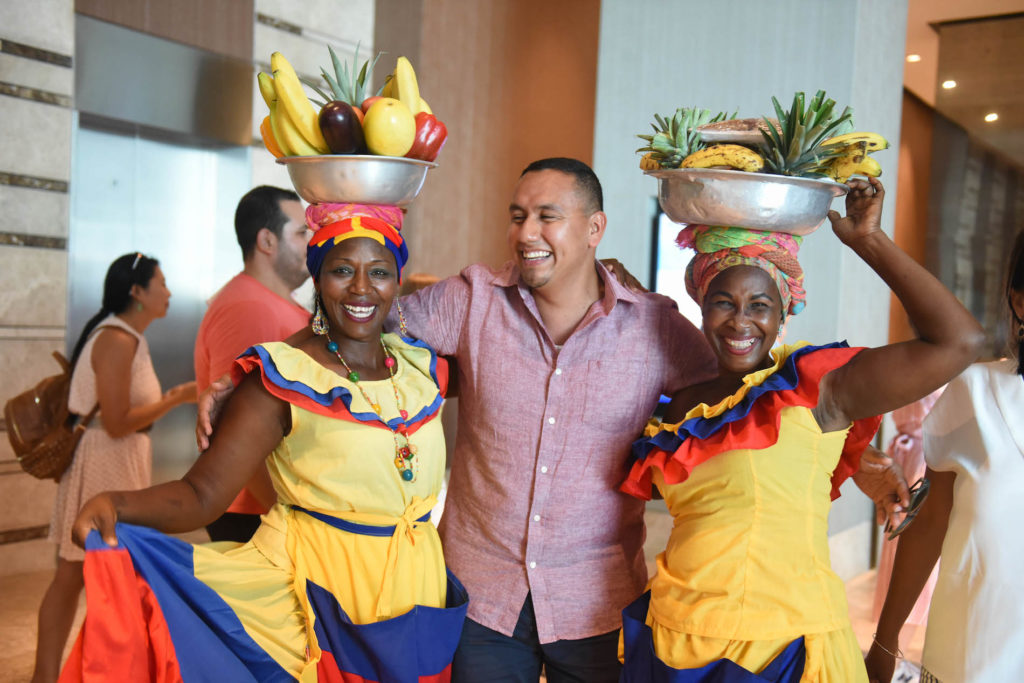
[
  {"xmin": 305, "ymin": 203, "xmax": 407, "ymax": 281},
  {"xmin": 677, "ymin": 224, "xmax": 806, "ymax": 317}
]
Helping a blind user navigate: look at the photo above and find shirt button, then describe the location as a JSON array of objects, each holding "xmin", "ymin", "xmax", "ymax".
[
  {"xmin": 540, "ymin": 466, "xmax": 548, "ymax": 474},
  {"xmin": 529, "ymin": 561, "xmax": 537, "ymax": 569},
  {"xmin": 548, "ymin": 417, "xmax": 556, "ymax": 425},
  {"xmin": 554, "ymin": 368, "xmax": 562, "ymax": 375},
  {"xmin": 533, "ymin": 515, "xmax": 540, "ymax": 522}
]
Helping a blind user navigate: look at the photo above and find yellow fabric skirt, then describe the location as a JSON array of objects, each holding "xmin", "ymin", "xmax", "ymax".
[{"xmin": 622, "ymin": 610, "xmax": 868, "ymax": 682}]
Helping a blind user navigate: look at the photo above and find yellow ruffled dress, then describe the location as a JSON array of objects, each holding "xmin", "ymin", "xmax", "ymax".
[
  {"xmin": 62, "ymin": 334, "xmax": 467, "ymax": 683},
  {"xmin": 620, "ymin": 343, "xmax": 880, "ymax": 682}
]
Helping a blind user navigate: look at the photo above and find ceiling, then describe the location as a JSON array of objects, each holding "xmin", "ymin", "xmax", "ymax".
[{"xmin": 904, "ymin": 0, "xmax": 1024, "ymax": 166}]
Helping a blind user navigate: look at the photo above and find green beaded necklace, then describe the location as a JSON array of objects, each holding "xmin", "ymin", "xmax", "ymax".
[{"xmin": 325, "ymin": 334, "xmax": 417, "ymax": 482}]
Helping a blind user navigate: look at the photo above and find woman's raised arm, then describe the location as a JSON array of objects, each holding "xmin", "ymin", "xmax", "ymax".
[{"xmin": 815, "ymin": 178, "xmax": 985, "ymax": 430}]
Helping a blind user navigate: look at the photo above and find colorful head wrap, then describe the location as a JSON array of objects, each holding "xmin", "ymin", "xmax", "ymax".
[
  {"xmin": 677, "ymin": 225, "xmax": 806, "ymax": 317},
  {"xmin": 305, "ymin": 203, "xmax": 407, "ymax": 281}
]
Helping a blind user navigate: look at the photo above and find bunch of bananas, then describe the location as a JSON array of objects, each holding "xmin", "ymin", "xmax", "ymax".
[
  {"xmin": 259, "ymin": 52, "xmax": 330, "ymax": 157},
  {"xmin": 679, "ymin": 144, "xmax": 765, "ymax": 172},
  {"xmin": 820, "ymin": 132, "xmax": 888, "ymax": 183}
]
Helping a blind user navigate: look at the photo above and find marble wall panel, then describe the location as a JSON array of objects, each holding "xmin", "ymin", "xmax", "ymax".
[
  {"xmin": 0, "ymin": 338, "xmax": 66, "ymax": 408},
  {"xmin": 0, "ymin": 185, "xmax": 69, "ymax": 239},
  {"xmin": 257, "ymin": 0, "xmax": 374, "ymax": 47},
  {"xmin": 0, "ymin": 0, "xmax": 74, "ymax": 57},
  {"xmin": 254, "ymin": 24, "xmax": 358, "ymax": 82},
  {"xmin": 0, "ymin": 53, "xmax": 73, "ymax": 96},
  {"xmin": 0, "ymin": 98, "xmax": 72, "ymax": 182},
  {"xmin": 0, "ymin": 246, "xmax": 67, "ymax": 328}
]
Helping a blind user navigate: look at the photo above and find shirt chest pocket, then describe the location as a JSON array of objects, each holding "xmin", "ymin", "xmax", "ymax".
[{"xmin": 581, "ymin": 360, "xmax": 647, "ymax": 432}]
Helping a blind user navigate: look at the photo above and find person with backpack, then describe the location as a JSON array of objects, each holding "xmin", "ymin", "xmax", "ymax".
[{"xmin": 31, "ymin": 252, "xmax": 196, "ymax": 683}]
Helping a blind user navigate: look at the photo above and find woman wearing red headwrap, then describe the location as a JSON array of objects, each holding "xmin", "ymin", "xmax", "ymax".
[
  {"xmin": 61, "ymin": 204, "xmax": 467, "ymax": 682},
  {"xmin": 618, "ymin": 179, "xmax": 985, "ymax": 682}
]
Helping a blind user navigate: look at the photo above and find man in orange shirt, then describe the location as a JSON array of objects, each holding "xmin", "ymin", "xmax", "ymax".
[{"xmin": 194, "ymin": 185, "xmax": 311, "ymax": 542}]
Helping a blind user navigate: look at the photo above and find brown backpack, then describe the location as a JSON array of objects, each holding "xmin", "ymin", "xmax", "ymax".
[{"xmin": 3, "ymin": 351, "xmax": 99, "ymax": 481}]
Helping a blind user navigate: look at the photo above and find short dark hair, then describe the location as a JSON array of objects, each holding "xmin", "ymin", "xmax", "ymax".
[
  {"xmin": 520, "ymin": 157, "xmax": 603, "ymax": 213},
  {"xmin": 234, "ymin": 185, "xmax": 301, "ymax": 259}
]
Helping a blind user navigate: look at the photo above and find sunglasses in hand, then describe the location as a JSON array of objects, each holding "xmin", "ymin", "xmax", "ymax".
[{"xmin": 885, "ymin": 477, "xmax": 930, "ymax": 541}]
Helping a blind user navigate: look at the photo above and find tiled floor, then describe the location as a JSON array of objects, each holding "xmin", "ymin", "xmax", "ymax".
[{"xmin": 0, "ymin": 509, "xmax": 925, "ymax": 683}]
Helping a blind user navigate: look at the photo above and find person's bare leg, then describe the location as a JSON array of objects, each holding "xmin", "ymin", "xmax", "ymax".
[{"xmin": 31, "ymin": 558, "xmax": 84, "ymax": 683}]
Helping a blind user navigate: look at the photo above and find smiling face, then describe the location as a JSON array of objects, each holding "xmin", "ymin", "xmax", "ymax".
[
  {"xmin": 701, "ymin": 265, "xmax": 785, "ymax": 379},
  {"xmin": 316, "ymin": 237, "xmax": 398, "ymax": 343},
  {"xmin": 132, "ymin": 265, "xmax": 171, "ymax": 318},
  {"xmin": 507, "ymin": 169, "xmax": 605, "ymax": 290}
]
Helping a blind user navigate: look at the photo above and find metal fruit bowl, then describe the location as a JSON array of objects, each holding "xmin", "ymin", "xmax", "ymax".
[
  {"xmin": 277, "ymin": 155, "xmax": 437, "ymax": 206},
  {"xmin": 647, "ymin": 168, "xmax": 849, "ymax": 235}
]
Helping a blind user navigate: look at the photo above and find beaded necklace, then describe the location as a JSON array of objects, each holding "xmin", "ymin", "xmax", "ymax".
[{"xmin": 325, "ymin": 334, "xmax": 417, "ymax": 482}]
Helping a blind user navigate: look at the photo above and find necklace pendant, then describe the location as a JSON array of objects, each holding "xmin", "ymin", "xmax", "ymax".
[{"xmin": 401, "ymin": 469, "xmax": 414, "ymax": 482}]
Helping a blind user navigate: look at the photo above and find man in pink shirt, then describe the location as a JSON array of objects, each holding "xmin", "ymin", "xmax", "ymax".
[
  {"xmin": 194, "ymin": 185, "xmax": 310, "ymax": 542},
  {"xmin": 394, "ymin": 159, "xmax": 717, "ymax": 681}
]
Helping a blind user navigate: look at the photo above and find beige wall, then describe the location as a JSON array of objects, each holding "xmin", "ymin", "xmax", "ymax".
[
  {"xmin": 376, "ymin": 0, "xmax": 601, "ymax": 278},
  {"xmin": 0, "ymin": 0, "xmax": 76, "ymax": 572}
]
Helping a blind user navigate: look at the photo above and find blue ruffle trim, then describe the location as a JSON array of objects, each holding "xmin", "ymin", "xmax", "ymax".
[
  {"xmin": 631, "ymin": 341, "xmax": 850, "ymax": 466},
  {"xmin": 237, "ymin": 342, "xmax": 444, "ymax": 430}
]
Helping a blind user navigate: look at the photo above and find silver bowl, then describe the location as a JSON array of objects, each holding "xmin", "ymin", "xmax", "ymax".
[
  {"xmin": 277, "ymin": 155, "xmax": 437, "ymax": 206},
  {"xmin": 647, "ymin": 168, "xmax": 849, "ymax": 235}
]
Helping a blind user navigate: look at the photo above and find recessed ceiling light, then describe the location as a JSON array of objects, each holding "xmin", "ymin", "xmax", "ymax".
[
  {"xmin": 942, "ymin": 80, "xmax": 957, "ymax": 89},
  {"xmin": 906, "ymin": 54, "xmax": 922, "ymax": 63},
  {"xmin": 985, "ymin": 113, "xmax": 999, "ymax": 122}
]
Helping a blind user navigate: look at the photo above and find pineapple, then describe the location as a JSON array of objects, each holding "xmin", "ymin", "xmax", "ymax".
[
  {"xmin": 636, "ymin": 108, "xmax": 733, "ymax": 169},
  {"xmin": 303, "ymin": 43, "xmax": 383, "ymax": 108},
  {"xmin": 760, "ymin": 90, "xmax": 853, "ymax": 178}
]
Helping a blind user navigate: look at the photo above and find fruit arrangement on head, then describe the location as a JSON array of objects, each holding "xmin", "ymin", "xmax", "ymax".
[
  {"xmin": 637, "ymin": 90, "xmax": 886, "ymax": 184},
  {"xmin": 258, "ymin": 46, "xmax": 448, "ymax": 163}
]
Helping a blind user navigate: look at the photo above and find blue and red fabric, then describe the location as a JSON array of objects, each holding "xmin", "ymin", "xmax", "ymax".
[
  {"xmin": 621, "ymin": 342, "xmax": 882, "ymax": 501},
  {"xmin": 620, "ymin": 593, "xmax": 805, "ymax": 683},
  {"xmin": 230, "ymin": 338, "xmax": 447, "ymax": 436},
  {"xmin": 61, "ymin": 522, "xmax": 468, "ymax": 683}
]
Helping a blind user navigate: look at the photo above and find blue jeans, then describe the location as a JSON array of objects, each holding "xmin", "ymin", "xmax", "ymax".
[{"xmin": 452, "ymin": 593, "xmax": 622, "ymax": 683}]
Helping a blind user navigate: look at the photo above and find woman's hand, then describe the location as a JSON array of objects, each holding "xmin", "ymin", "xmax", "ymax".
[
  {"xmin": 864, "ymin": 640, "xmax": 898, "ymax": 683},
  {"xmin": 195, "ymin": 374, "xmax": 236, "ymax": 451},
  {"xmin": 827, "ymin": 177, "xmax": 885, "ymax": 246},
  {"xmin": 852, "ymin": 445, "xmax": 911, "ymax": 528},
  {"xmin": 71, "ymin": 493, "xmax": 120, "ymax": 548},
  {"xmin": 165, "ymin": 380, "xmax": 198, "ymax": 406}
]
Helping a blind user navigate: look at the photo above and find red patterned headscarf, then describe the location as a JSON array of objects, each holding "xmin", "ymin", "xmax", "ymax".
[
  {"xmin": 304, "ymin": 203, "xmax": 407, "ymax": 281},
  {"xmin": 677, "ymin": 224, "xmax": 806, "ymax": 317}
]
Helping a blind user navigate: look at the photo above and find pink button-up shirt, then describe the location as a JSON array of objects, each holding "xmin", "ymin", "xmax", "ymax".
[{"xmin": 397, "ymin": 261, "xmax": 715, "ymax": 642}]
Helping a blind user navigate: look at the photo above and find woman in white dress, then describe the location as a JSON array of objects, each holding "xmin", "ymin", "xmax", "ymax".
[
  {"xmin": 867, "ymin": 229, "xmax": 1024, "ymax": 683},
  {"xmin": 32, "ymin": 253, "xmax": 196, "ymax": 683}
]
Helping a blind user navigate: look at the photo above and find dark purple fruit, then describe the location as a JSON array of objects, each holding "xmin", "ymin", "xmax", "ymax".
[{"xmin": 318, "ymin": 100, "xmax": 366, "ymax": 154}]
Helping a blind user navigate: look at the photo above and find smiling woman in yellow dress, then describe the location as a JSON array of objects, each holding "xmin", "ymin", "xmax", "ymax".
[
  {"xmin": 63, "ymin": 204, "xmax": 467, "ymax": 682},
  {"xmin": 619, "ymin": 178, "xmax": 985, "ymax": 682}
]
